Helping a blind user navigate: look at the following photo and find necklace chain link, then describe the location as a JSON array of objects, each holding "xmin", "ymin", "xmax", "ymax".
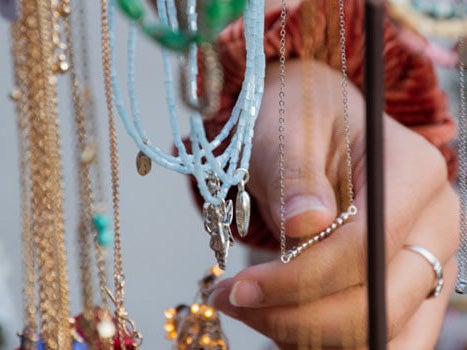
[
  {"xmin": 456, "ymin": 36, "xmax": 467, "ymax": 293},
  {"xmin": 279, "ymin": 0, "xmax": 357, "ymax": 263}
]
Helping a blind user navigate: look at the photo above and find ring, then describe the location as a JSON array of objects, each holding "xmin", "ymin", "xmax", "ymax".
[{"xmin": 403, "ymin": 244, "xmax": 444, "ymax": 298}]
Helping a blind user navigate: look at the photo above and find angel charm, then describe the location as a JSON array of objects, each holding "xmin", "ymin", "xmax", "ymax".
[{"xmin": 203, "ymin": 175, "xmax": 234, "ymax": 270}]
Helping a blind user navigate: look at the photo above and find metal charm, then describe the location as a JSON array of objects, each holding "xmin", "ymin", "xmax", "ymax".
[
  {"xmin": 235, "ymin": 169, "xmax": 250, "ymax": 237},
  {"xmin": 203, "ymin": 175, "xmax": 234, "ymax": 270},
  {"xmin": 136, "ymin": 150, "xmax": 152, "ymax": 176},
  {"xmin": 164, "ymin": 266, "xmax": 229, "ymax": 349}
]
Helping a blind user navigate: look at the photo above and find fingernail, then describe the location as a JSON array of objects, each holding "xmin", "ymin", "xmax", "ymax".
[
  {"xmin": 208, "ymin": 287, "xmax": 240, "ymax": 318},
  {"xmin": 285, "ymin": 195, "xmax": 327, "ymax": 219},
  {"xmin": 230, "ymin": 281, "xmax": 263, "ymax": 307}
]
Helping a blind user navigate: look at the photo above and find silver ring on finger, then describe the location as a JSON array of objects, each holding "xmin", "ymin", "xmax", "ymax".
[{"xmin": 403, "ymin": 244, "xmax": 444, "ymax": 298}]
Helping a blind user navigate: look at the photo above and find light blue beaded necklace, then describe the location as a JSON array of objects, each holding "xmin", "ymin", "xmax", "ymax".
[{"xmin": 109, "ymin": 0, "xmax": 265, "ymax": 269}]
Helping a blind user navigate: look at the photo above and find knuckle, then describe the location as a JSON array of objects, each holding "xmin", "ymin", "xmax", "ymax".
[
  {"xmin": 422, "ymin": 144, "xmax": 448, "ymax": 187},
  {"xmin": 444, "ymin": 186, "xmax": 461, "ymax": 257},
  {"xmin": 263, "ymin": 311, "xmax": 293, "ymax": 343}
]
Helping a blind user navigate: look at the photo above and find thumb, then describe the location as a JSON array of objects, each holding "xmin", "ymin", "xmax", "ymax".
[{"xmin": 248, "ymin": 118, "xmax": 338, "ymax": 240}]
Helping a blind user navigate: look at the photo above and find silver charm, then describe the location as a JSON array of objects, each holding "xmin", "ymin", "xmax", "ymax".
[
  {"xmin": 235, "ymin": 168, "xmax": 251, "ymax": 237},
  {"xmin": 203, "ymin": 175, "xmax": 234, "ymax": 270}
]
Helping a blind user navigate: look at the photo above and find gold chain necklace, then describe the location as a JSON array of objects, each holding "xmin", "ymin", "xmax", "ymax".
[
  {"xmin": 100, "ymin": 0, "xmax": 142, "ymax": 347},
  {"xmin": 12, "ymin": 1, "xmax": 72, "ymax": 349}
]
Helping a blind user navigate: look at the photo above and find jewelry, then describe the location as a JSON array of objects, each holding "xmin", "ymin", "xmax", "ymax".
[
  {"xmin": 62, "ymin": 1, "xmax": 121, "ymax": 346},
  {"xmin": 404, "ymin": 245, "xmax": 444, "ymax": 298},
  {"xmin": 456, "ymin": 36, "xmax": 467, "ymax": 294},
  {"xmin": 108, "ymin": 0, "xmax": 265, "ymax": 269},
  {"xmin": 100, "ymin": 0, "xmax": 143, "ymax": 347},
  {"xmin": 278, "ymin": 0, "xmax": 358, "ymax": 264},
  {"xmin": 164, "ymin": 266, "xmax": 228, "ymax": 349},
  {"xmin": 10, "ymin": 0, "xmax": 83, "ymax": 348}
]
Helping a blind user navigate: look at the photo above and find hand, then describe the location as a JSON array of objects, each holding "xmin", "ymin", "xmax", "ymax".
[{"xmin": 209, "ymin": 59, "xmax": 459, "ymax": 349}]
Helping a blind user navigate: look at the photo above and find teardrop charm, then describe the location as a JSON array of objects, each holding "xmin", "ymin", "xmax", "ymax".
[
  {"xmin": 136, "ymin": 150, "xmax": 152, "ymax": 176},
  {"xmin": 235, "ymin": 189, "xmax": 250, "ymax": 237}
]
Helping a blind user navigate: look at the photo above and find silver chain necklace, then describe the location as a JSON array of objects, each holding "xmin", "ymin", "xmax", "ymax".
[
  {"xmin": 456, "ymin": 36, "xmax": 467, "ymax": 293},
  {"xmin": 278, "ymin": 0, "xmax": 358, "ymax": 264}
]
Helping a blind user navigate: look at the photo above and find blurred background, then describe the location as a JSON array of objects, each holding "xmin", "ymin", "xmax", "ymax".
[{"xmin": 0, "ymin": 0, "xmax": 466, "ymax": 349}]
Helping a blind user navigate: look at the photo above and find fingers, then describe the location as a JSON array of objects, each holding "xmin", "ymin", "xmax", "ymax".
[
  {"xmin": 211, "ymin": 253, "xmax": 457, "ymax": 348},
  {"xmin": 213, "ymin": 181, "xmax": 456, "ymax": 309},
  {"xmin": 249, "ymin": 60, "xmax": 349, "ymax": 237},
  {"xmin": 210, "ymin": 184, "xmax": 458, "ymax": 346},
  {"xmin": 387, "ymin": 258, "xmax": 457, "ymax": 350},
  {"xmin": 274, "ymin": 258, "xmax": 457, "ymax": 350}
]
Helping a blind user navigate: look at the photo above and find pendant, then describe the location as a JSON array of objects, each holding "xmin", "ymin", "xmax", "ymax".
[
  {"xmin": 203, "ymin": 175, "xmax": 234, "ymax": 270},
  {"xmin": 74, "ymin": 307, "xmax": 140, "ymax": 350},
  {"xmin": 135, "ymin": 150, "xmax": 152, "ymax": 176},
  {"xmin": 235, "ymin": 169, "xmax": 250, "ymax": 237},
  {"xmin": 164, "ymin": 266, "xmax": 228, "ymax": 350}
]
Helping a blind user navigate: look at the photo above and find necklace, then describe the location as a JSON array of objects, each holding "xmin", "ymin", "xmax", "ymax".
[
  {"xmin": 278, "ymin": 0, "xmax": 358, "ymax": 264},
  {"xmin": 456, "ymin": 36, "xmax": 467, "ymax": 294},
  {"xmin": 10, "ymin": 1, "xmax": 81, "ymax": 348},
  {"xmin": 100, "ymin": 0, "xmax": 142, "ymax": 347},
  {"xmin": 108, "ymin": 0, "xmax": 265, "ymax": 269}
]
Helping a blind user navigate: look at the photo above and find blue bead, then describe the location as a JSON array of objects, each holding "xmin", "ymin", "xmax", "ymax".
[
  {"xmin": 72, "ymin": 340, "xmax": 89, "ymax": 350},
  {"xmin": 19, "ymin": 336, "xmax": 45, "ymax": 350},
  {"xmin": 93, "ymin": 214, "xmax": 110, "ymax": 231},
  {"xmin": 97, "ymin": 228, "xmax": 114, "ymax": 246}
]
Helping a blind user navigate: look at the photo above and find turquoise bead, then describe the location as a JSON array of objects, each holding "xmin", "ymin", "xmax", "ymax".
[
  {"xmin": 93, "ymin": 214, "xmax": 110, "ymax": 231},
  {"xmin": 117, "ymin": 0, "xmax": 145, "ymax": 20},
  {"xmin": 97, "ymin": 228, "xmax": 114, "ymax": 247}
]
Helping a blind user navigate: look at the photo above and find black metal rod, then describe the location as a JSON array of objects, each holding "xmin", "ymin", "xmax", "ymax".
[{"xmin": 364, "ymin": 1, "xmax": 387, "ymax": 349}]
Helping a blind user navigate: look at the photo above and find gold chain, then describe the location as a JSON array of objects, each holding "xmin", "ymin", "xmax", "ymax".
[
  {"xmin": 63, "ymin": 0, "xmax": 97, "ymax": 344},
  {"xmin": 12, "ymin": 1, "xmax": 72, "ymax": 349},
  {"xmin": 100, "ymin": 0, "xmax": 141, "ymax": 347},
  {"xmin": 11, "ymin": 16, "xmax": 38, "ymax": 350}
]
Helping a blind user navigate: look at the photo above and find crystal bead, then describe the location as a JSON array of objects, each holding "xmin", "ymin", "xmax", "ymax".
[{"xmin": 117, "ymin": 0, "xmax": 144, "ymax": 20}]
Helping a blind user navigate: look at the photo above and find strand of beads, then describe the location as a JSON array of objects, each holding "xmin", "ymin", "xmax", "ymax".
[
  {"xmin": 108, "ymin": 0, "xmax": 264, "ymax": 267},
  {"xmin": 109, "ymin": 0, "xmax": 264, "ymax": 204}
]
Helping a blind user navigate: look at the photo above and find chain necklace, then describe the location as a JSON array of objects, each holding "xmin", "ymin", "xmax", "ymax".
[
  {"xmin": 456, "ymin": 36, "xmax": 467, "ymax": 294},
  {"xmin": 278, "ymin": 0, "xmax": 358, "ymax": 264},
  {"xmin": 11, "ymin": 0, "xmax": 75, "ymax": 349},
  {"xmin": 62, "ymin": 1, "xmax": 120, "ymax": 346},
  {"xmin": 100, "ymin": 0, "xmax": 142, "ymax": 347},
  {"xmin": 108, "ymin": 0, "xmax": 265, "ymax": 269}
]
